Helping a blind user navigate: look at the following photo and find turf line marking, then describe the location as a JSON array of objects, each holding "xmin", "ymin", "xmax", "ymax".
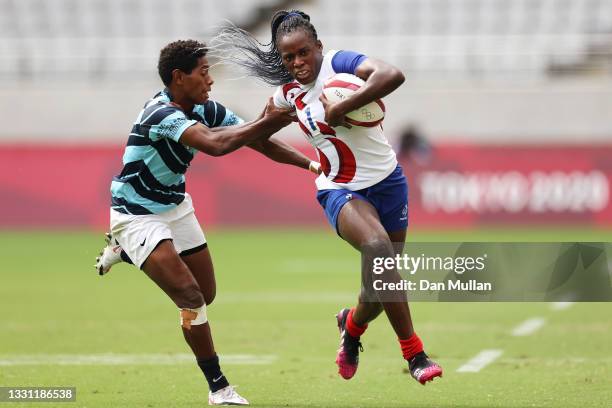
[
  {"xmin": 456, "ymin": 349, "xmax": 503, "ymax": 373},
  {"xmin": 0, "ymin": 354, "xmax": 277, "ymax": 366},
  {"xmin": 550, "ymin": 301, "xmax": 574, "ymax": 311},
  {"xmin": 220, "ymin": 292, "xmax": 355, "ymax": 303},
  {"xmin": 511, "ymin": 317, "xmax": 546, "ymax": 336}
]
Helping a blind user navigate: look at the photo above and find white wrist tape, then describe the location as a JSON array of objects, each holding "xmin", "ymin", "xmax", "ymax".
[{"xmin": 309, "ymin": 161, "xmax": 321, "ymax": 174}]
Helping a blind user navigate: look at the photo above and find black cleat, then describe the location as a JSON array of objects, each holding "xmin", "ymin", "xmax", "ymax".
[
  {"xmin": 408, "ymin": 351, "xmax": 443, "ymax": 385},
  {"xmin": 335, "ymin": 308, "xmax": 363, "ymax": 380}
]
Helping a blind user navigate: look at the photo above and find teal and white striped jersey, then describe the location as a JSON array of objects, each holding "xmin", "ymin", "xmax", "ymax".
[{"xmin": 111, "ymin": 89, "xmax": 243, "ymax": 215}]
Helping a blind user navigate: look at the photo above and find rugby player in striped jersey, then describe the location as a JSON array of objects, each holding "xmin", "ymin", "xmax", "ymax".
[{"xmin": 95, "ymin": 39, "xmax": 320, "ymax": 406}]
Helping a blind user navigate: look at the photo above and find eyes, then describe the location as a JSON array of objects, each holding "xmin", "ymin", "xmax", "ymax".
[{"xmin": 283, "ymin": 48, "xmax": 310, "ymax": 64}]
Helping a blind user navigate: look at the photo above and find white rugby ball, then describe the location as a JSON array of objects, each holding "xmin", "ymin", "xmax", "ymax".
[{"xmin": 322, "ymin": 73, "xmax": 385, "ymax": 127}]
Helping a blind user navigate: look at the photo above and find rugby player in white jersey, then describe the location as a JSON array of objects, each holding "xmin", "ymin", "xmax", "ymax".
[{"xmin": 213, "ymin": 10, "xmax": 443, "ymax": 386}]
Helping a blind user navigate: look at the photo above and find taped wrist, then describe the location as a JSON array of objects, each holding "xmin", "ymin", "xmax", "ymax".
[{"xmin": 309, "ymin": 161, "xmax": 321, "ymax": 174}]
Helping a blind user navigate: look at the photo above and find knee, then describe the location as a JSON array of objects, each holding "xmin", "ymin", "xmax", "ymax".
[
  {"xmin": 361, "ymin": 237, "xmax": 393, "ymax": 258},
  {"xmin": 203, "ymin": 287, "xmax": 216, "ymax": 306},
  {"xmin": 359, "ymin": 288, "xmax": 382, "ymax": 304},
  {"xmin": 174, "ymin": 283, "xmax": 205, "ymax": 309}
]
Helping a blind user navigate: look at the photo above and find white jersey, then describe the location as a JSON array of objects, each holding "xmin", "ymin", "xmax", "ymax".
[{"xmin": 273, "ymin": 50, "xmax": 397, "ymax": 191}]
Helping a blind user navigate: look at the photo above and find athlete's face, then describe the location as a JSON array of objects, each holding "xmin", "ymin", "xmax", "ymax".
[
  {"xmin": 181, "ymin": 56, "xmax": 214, "ymax": 104},
  {"xmin": 277, "ymin": 29, "xmax": 323, "ymax": 85}
]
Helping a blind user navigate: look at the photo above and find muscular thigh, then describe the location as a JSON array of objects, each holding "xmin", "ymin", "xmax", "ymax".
[
  {"xmin": 181, "ymin": 247, "xmax": 216, "ymax": 305},
  {"xmin": 338, "ymin": 199, "xmax": 391, "ymax": 251},
  {"xmin": 141, "ymin": 240, "xmax": 202, "ymax": 307}
]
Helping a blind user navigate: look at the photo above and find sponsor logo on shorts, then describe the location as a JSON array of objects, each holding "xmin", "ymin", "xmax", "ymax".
[{"xmin": 400, "ymin": 204, "xmax": 408, "ymax": 221}]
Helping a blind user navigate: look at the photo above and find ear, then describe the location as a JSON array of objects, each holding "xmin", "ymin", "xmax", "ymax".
[
  {"xmin": 316, "ymin": 40, "xmax": 323, "ymax": 51},
  {"xmin": 171, "ymin": 69, "xmax": 184, "ymax": 85}
]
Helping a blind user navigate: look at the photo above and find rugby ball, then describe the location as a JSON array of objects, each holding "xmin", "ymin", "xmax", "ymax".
[{"xmin": 322, "ymin": 73, "xmax": 385, "ymax": 127}]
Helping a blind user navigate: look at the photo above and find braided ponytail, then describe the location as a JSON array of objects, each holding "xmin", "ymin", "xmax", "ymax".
[{"xmin": 211, "ymin": 10, "xmax": 319, "ymax": 86}]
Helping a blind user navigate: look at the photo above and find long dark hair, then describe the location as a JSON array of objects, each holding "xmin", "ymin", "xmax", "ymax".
[{"xmin": 211, "ymin": 10, "xmax": 318, "ymax": 86}]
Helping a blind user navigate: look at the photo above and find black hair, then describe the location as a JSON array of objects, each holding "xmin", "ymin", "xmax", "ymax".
[
  {"xmin": 158, "ymin": 39, "xmax": 208, "ymax": 86},
  {"xmin": 211, "ymin": 10, "xmax": 318, "ymax": 86}
]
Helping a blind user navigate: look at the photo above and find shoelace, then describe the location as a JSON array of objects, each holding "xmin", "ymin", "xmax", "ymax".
[
  {"xmin": 218, "ymin": 385, "xmax": 241, "ymax": 400},
  {"xmin": 343, "ymin": 335, "xmax": 364, "ymax": 362}
]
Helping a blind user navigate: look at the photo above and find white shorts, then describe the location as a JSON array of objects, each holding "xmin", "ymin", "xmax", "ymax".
[{"xmin": 109, "ymin": 194, "xmax": 207, "ymax": 268}]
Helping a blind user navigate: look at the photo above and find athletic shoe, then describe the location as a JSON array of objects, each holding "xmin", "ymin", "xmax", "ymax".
[
  {"xmin": 95, "ymin": 232, "xmax": 122, "ymax": 276},
  {"xmin": 408, "ymin": 351, "xmax": 443, "ymax": 385},
  {"xmin": 335, "ymin": 308, "xmax": 363, "ymax": 380},
  {"xmin": 208, "ymin": 385, "xmax": 249, "ymax": 406}
]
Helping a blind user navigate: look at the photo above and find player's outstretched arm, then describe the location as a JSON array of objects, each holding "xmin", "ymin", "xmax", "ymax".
[
  {"xmin": 180, "ymin": 98, "xmax": 294, "ymax": 156},
  {"xmin": 248, "ymin": 138, "xmax": 322, "ymax": 174},
  {"xmin": 320, "ymin": 58, "xmax": 405, "ymax": 127}
]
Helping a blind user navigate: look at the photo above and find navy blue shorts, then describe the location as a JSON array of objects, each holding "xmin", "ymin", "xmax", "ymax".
[{"xmin": 316, "ymin": 165, "xmax": 408, "ymax": 234}]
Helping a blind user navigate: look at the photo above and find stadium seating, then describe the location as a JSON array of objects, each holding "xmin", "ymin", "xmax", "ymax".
[
  {"xmin": 305, "ymin": 0, "xmax": 612, "ymax": 78},
  {"xmin": 1, "ymin": 0, "xmax": 611, "ymax": 80},
  {"xmin": 0, "ymin": 0, "xmax": 281, "ymax": 79}
]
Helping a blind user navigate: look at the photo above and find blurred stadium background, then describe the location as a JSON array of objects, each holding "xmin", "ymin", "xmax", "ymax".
[
  {"xmin": 1, "ymin": 0, "xmax": 611, "ymax": 229},
  {"xmin": 1, "ymin": 1, "xmax": 611, "ymax": 407}
]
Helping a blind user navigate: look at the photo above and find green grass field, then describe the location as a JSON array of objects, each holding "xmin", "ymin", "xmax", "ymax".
[{"xmin": 1, "ymin": 228, "xmax": 611, "ymax": 407}]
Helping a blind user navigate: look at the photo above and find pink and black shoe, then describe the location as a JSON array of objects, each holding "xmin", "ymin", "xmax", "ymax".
[
  {"xmin": 335, "ymin": 308, "xmax": 363, "ymax": 380},
  {"xmin": 408, "ymin": 351, "xmax": 443, "ymax": 385}
]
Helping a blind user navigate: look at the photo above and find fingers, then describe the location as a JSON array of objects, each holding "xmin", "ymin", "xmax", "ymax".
[
  {"xmin": 318, "ymin": 94, "xmax": 349, "ymax": 128},
  {"xmin": 318, "ymin": 94, "xmax": 329, "ymax": 107},
  {"xmin": 264, "ymin": 97, "xmax": 274, "ymax": 114},
  {"xmin": 279, "ymin": 106, "xmax": 296, "ymax": 115}
]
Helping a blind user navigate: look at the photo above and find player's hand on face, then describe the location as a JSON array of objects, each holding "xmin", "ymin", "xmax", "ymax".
[
  {"xmin": 263, "ymin": 97, "xmax": 297, "ymax": 127},
  {"xmin": 319, "ymin": 94, "xmax": 352, "ymax": 129}
]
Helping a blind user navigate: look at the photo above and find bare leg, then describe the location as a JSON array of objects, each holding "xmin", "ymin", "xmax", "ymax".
[
  {"xmin": 337, "ymin": 200, "xmax": 413, "ymax": 339},
  {"xmin": 179, "ymin": 246, "xmax": 217, "ymax": 359},
  {"xmin": 141, "ymin": 240, "xmax": 215, "ymax": 359},
  {"xmin": 351, "ymin": 228, "xmax": 408, "ymax": 326}
]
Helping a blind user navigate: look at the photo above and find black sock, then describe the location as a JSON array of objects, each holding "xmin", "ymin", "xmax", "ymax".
[
  {"xmin": 197, "ymin": 354, "xmax": 229, "ymax": 392},
  {"xmin": 119, "ymin": 250, "xmax": 133, "ymax": 264}
]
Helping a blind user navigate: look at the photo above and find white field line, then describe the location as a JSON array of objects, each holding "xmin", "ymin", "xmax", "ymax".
[
  {"xmin": 550, "ymin": 301, "xmax": 574, "ymax": 311},
  {"xmin": 279, "ymin": 259, "xmax": 357, "ymax": 273},
  {"xmin": 219, "ymin": 292, "xmax": 355, "ymax": 303},
  {"xmin": 511, "ymin": 317, "xmax": 546, "ymax": 336},
  {"xmin": 0, "ymin": 354, "xmax": 277, "ymax": 366},
  {"xmin": 456, "ymin": 349, "xmax": 503, "ymax": 373}
]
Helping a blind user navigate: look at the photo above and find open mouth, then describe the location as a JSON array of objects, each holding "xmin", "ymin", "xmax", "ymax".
[{"xmin": 295, "ymin": 70, "xmax": 310, "ymax": 81}]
